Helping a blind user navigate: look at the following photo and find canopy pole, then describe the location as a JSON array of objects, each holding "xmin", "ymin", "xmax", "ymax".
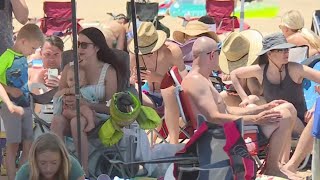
[
  {"xmin": 71, "ymin": 0, "xmax": 82, "ymax": 164},
  {"xmin": 131, "ymin": 0, "xmax": 143, "ymax": 104}
]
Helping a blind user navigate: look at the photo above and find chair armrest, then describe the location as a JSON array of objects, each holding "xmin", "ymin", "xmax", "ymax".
[{"xmin": 30, "ymin": 87, "xmax": 58, "ymax": 104}]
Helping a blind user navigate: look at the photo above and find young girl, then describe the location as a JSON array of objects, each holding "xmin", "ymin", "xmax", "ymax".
[{"xmin": 15, "ymin": 133, "xmax": 85, "ymax": 180}]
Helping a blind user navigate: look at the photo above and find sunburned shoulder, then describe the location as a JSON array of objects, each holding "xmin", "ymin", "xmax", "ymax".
[
  {"xmin": 182, "ymin": 73, "xmax": 206, "ymax": 87},
  {"xmin": 287, "ymin": 33, "xmax": 309, "ymax": 46},
  {"xmin": 164, "ymin": 41, "xmax": 183, "ymax": 61}
]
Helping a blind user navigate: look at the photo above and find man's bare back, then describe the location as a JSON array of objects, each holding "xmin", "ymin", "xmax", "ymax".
[{"xmin": 130, "ymin": 41, "xmax": 185, "ymax": 93}]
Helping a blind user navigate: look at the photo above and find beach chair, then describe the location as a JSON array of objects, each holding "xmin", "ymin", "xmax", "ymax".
[
  {"xmin": 150, "ymin": 65, "xmax": 226, "ymax": 143},
  {"xmin": 109, "ymin": 116, "xmax": 257, "ymax": 180},
  {"xmin": 154, "ymin": 66, "xmax": 198, "ymax": 143},
  {"xmin": 126, "ymin": 0, "xmax": 170, "ymax": 38},
  {"xmin": 205, "ymin": 0, "xmax": 250, "ymax": 34},
  {"xmin": 30, "ymin": 50, "xmax": 76, "ymax": 135},
  {"xmin": 311, "ymin": 10, "xmax": 320, "ymax": 36},
  {"xmin": 39, "ymin": 1, "xmax": 82, "ymax": 38}
]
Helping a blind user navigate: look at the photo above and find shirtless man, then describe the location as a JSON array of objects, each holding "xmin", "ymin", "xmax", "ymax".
[
  {"xmin": 28, "ymin": 35, "xmax": 64, "ymax": 92},
  {"xmin": 181, "ymin": 37, "xmax": 300, "ymax": 179},
  {"xmin": 128, "ymin": 22, "xmax": 187, "ymax": 144}
]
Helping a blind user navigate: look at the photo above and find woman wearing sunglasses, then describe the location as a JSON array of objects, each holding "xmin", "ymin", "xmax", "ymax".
[
  {"xmin": 230, "ymin": 33, "xmax": 320, "ymax": 175},
  {"xmin": 51, "ymin": 27, "xmax": 127, "ymax": 176}
]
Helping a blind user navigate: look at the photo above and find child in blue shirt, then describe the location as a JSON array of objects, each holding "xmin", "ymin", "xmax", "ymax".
[{"xmin": 0, "ymin": 23, "xmax": 44, "ymax": 180}]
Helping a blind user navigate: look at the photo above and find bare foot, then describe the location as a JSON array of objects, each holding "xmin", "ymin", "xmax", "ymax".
[
  {"xmin": 265, "ymin": 169, "xmax": 303, "ymax": 180},
  {"xmin": 281, "ymin": 169, "xmax": 304, "ymax": 180},
  {"xmin": 281, "ymin": 166, "xmax": 304, "ymax": 180},
  {"xmin": 84, "ymin": 122, "xmax": 95, "ymax": 132},
  {"xmin": 7, "ymin": 103, "xmax": 24, "ymax": 116}
]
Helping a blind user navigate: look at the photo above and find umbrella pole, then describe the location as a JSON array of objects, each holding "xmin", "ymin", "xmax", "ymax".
[
  {"xmin": 239, "ymin": 0, "xmax": 245, "ymax": 31},
  {"xmin": 131, "ymin": 0, "xmax": 143, "ymax": 104},
  {"xmin": 71, "ymin": 0, "xmax": 82, "ymax": 164}
]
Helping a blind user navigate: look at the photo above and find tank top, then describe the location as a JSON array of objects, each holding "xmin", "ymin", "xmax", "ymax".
[
  {"xmin": 80, "ymin": 63, "xmax": 110, "ymax": 102},
  {"xmin": 262, "ymin": 63, "xmax": 307, "ymax": 120}
]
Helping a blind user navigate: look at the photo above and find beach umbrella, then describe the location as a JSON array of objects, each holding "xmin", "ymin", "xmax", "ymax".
[
  {"xmin": 70, "ymin": 0, "xmax": 82, "ymax": 163},
  {"xmin": 130, "ymin": 0, "xmax": 143, "ymax": 103}
]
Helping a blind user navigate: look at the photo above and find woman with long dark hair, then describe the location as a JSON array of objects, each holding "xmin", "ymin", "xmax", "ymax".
[{"xmin": 50, "ymin": 27, "xmax": 126, "ymax": 176}]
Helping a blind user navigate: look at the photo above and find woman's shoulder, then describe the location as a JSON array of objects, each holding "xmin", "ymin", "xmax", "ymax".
[
  {"xmin": 16, "ymin": 163, "xmax": 30, "ymax": 179},
  {"xmin": 69, "ymin": 155, "xmax": 85, "ymax": 179},
  {"xmin": 287, "ymin": 33, "xmax": 309, "ymax": 46}
]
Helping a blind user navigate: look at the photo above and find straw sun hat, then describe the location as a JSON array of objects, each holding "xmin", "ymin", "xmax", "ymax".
[
  {"xmin": 219, "ymin": 29, "xmax": 263, "ymax": 74},
  {"xmin": 128, "ymin": 22, "xmax": 167, "ymax": 55},
  {"xmin": 173, "ymin": 21, "xmax": 219, "ymax": 44}
]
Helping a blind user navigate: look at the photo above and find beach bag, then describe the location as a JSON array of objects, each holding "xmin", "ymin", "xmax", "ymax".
[
  {"xmin": 126, "ymin": 0, "xmax": 159, "ymax": 22},
  {"xmin": 174, "ymin": 117, "xmax": 257, "ymax": 180}
]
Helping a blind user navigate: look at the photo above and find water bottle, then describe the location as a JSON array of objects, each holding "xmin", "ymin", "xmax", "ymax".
[{"xmin": 244, "ymin": 137, "xmax": 256, "ymax": 154}]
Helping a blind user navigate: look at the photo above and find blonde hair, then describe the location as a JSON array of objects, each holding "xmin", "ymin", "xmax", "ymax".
[
  {"xmin": 282, "ymin": 10, "xmax": 320, "ymax": 50},
  {"xmin": 16, "ymin": 23, "xmax": 45, "ymax": 43},
  {"xmin": 29, "ymin": 133, "xmax": 71, "ymax": 180}
]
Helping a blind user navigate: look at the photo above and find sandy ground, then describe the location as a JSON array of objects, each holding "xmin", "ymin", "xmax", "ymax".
[
  {"xmin": 6, "ymin": 0, "xmax": 320, "ymax": 179},
  {"xmin": 15, "ymin": 0, "xmax": 320, "ymax": 34}
]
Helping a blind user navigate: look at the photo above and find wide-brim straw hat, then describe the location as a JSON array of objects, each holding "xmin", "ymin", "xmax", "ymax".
[
  {"xmin": 128, "ymin": 22, "xmax": 167, "ymax": 55},
  {"xmin": 173, "ymin": 21, "xmax": 220, "ymax": 44},
  {"xmin": 219, "ymin": 29, "xmax": 263, "ymax": 74}
]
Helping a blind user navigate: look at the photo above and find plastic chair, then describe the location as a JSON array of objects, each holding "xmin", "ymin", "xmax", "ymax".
[{"xmin": 40, "ymin": 1, "xmax": 82, "ymax": 37}]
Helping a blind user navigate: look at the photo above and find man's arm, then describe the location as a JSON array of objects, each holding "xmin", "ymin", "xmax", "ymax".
[
  {"xmin": 168, "ymin": 42, "xmax": 187, "ymax": 78},
  {"xmin": 11, "ymin": 0, "xmax": 29, "ymax": 25},
  {"xmin": 129, "ymin": 53, "xmax": 137, "ymax": 85},
  {"xmin": 227, "ymin": 104, "xmax": 267, "ymax": 116},
  {"xmin": 183, "ymin": 75, "xmax": 257, "ymax": 124}
]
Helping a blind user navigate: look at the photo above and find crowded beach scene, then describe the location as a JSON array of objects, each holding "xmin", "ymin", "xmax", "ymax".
[{"xmin": 1, "ymin": 0, "xmax": 320, "ymax": 179}]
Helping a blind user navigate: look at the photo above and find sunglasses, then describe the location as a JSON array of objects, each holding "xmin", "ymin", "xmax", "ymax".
[
  {"xmin": 206, "ymin": 49, "xmax": 220, "ymax": 55},
  {"xmin": 272, "ymin": 48, "xmax": 289, "ymax": 53},
  {"xmin": 77, "ymin": 41, "xmax": 94, "ymax": 49}
]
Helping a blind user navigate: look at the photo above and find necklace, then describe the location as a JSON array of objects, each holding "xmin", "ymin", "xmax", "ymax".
[{"xmin": 268, "ymin": 59, "xmax": 285, "ymax": 87}]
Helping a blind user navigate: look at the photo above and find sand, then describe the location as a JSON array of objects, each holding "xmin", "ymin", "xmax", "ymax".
[{"xmin": 14, "ymin": 0, "xmax": 320, "ymax": 36}]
